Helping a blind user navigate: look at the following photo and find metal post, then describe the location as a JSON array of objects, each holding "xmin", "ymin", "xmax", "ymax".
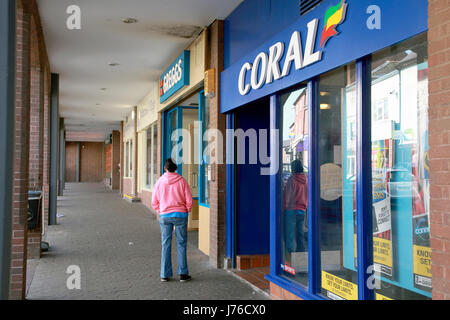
[
  {"xmin": 356, "ymin": 56, "xmax": 374, "ymax": 300},
  {"xmin": 58, "ymin": 118, "xmax": 65, "ymax": 196},
  {"xmin": 0, "ymin": 0, "xmax": 16, "ymax": 300},
  {"xmin": 49, "ymin": 73, "xmax": 59, "ymax": 225},
  {"xmin": 307, "ymin": 78, "xmax": 321, "ymax": 295}
]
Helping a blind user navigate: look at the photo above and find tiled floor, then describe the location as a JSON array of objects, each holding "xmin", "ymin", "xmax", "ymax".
[
  {"xmin": 232, "ymin": 267, "xmax": 271, "ymax": 296},
  {"xmin": 27, "ymin": 183, "xmax": 269, "ymax": 300}
]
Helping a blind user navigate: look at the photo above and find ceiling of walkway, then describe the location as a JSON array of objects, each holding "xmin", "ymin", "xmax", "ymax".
[{"xmin": 37, "ymin": 0, "xmax": 242, "ymax": 141}]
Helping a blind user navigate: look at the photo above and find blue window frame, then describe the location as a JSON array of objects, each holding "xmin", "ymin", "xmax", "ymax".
[
  {"xmin": 199, "ymin": 90, "xmax": 210, "ymax": 207},
  {"xmin": 265, "ymin": 58, "xmax": 375, "ymax": 300}
]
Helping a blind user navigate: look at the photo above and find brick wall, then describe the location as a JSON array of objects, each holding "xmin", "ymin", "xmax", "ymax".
[
  {"xmin": 207, "ymin": 20, "xmax": 227, "ymax": 269},
  {"xmin": 27, "ymin": 14, "xmax": 44, "ymax": 260},
  {"xmin": 42, "ymin": 68, "xmax": 50, "ymax": 233},
  {"xmin": 429, "ymin": 0, "xmax": 450, "ymax": 300},
  {"xmin": 10, "ymin": 0, "xmax": 32, "ymax": 300},
  {"xmin": 111, "ymin": 130, "xmax": 120, "ymax": 190},
  {"xmin": 10, "ymin": 0, "xmax": 51, "ymax": 299}
]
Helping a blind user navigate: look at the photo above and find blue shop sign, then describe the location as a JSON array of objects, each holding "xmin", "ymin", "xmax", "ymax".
[
  {"xmin": 160, "ymin": 50, "xmax": 190, "ymax": 103},
  {"xmin": 221, "ymin": 0, "xmax": 428, "ymax": 113}
]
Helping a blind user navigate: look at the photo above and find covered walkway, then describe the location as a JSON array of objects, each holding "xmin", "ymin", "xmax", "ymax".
[{"xmin": 26, "ymin": 183, "xmax": 268, "ymax": 300}]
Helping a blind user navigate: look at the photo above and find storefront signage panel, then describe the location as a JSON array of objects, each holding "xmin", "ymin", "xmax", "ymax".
[
  {"xmin": 160, "ymin": 50, "xmax": 190, "ymax": 103},
  {"xmin": 221, "ymin": 0, "xmax": 428, "ymax": 113}
]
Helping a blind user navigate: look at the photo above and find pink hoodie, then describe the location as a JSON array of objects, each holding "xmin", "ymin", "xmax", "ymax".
[{"xmin": 152, "ymin": 172, "xmax": 193, "ymax": 215}]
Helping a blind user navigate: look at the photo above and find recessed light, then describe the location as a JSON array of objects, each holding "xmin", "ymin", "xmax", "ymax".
[{"xmin": 122, "ymin": 18, "xmax": 138, "ymax": 24}]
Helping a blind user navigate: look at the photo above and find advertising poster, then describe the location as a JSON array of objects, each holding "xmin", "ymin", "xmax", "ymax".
[
  {"xmin": 321, "ymin": 271, "xmax": 392, "ymax": 300},
  {"xmin": 353, "ymin": 141, "xmax": 394, "ymax": 280},
  {"xmin": 372, "ymin": 181, "xmax": 394, "ymax": 279},
  {"xmin": 412, "ymin": 65, "xmax": 431, "ymax": 293}
]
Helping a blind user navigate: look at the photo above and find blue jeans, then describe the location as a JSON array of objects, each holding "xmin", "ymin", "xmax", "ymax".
[
  {"xmin": 159, "ymin": 216, "xmax": 189, "ymax": 278},
  {"xmin": 284, "ymin": 210, "xmax": 306, "ymax": 253}
]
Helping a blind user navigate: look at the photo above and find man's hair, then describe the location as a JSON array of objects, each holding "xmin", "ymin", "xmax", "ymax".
[
  {"xmin": 291, "ymin": 159, "xmax": 304, "ymax": 174},
  {"xmin": 164, "ymin": 158, "xmax": 178, "ymax": 173}
]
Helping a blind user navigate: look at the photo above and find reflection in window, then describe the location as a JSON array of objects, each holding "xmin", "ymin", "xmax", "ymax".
[
  {"xmin": 319, "ymin": 63, "xmax": 358, "ymax": 300},
  {"xmin": 201, "ymin": 93, "xmax": 211, "ymax": 205},
  {"xmin": 153, "ymin": 125, "xmax": 158, "ymax": 186},
  {"xmin": 146, "ymin": 123, "xmax": 158, "ymax": 189},
  {"xmin": 370, "ymin": 33, "xmax": 430, "ymax": 300},
  {"xmin": 280, "ymin": 85, "xmax": 309, "ymax": 288}
]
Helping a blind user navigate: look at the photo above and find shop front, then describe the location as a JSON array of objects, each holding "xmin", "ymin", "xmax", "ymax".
[
  {"xmin": 222, "ymin": 0, "xmax": 430, "ymax": 300},
  {"xmin": 158, "ymin": 29, "xmax": 211, "ymax": 255}
]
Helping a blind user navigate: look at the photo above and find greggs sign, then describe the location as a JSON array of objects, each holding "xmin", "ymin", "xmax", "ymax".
[
  {"xmin": 238, "ymin": 0, "xmax": 348, "ymax": 96},
  {"xmin": 160, "ymin": 50, "xmax": 190, "ymax": 103}
]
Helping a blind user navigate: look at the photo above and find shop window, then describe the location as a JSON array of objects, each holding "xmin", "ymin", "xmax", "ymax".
[
  {"xmin": 129, "ymin": 140, "xmax": 133, "ymax": 177},
  {"xmin": 146, "ymin": 123, "xmax": 158, "ymax": 189},
  {"xmin": 319, "ymin": 63, "xmax": 357, "ymax": 300},
  {"xmin": 124, "ymin": 141, "xmax": 129, "ymax": 178},
  {"xmin": 369, "ymin": 33, "xmax": 430, "ymax": 300},
  {"xmin": 280, "ymin": 84, "xmax": 309, "ymax": 288},
  {"xmin": 152, "ymin": 125, "xmax": 158, "ymax": 186},
  {"xmin": 200, "ymin": 91, "xmax": 211, "ymax": 206}
]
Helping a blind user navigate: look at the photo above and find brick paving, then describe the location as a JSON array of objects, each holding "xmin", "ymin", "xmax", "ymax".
[{"xmin": 26, "ymin": 183, "xmax": 269, "ymax": 300}]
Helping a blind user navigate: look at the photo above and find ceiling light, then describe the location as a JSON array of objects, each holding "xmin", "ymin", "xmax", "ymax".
[
  {"xmin": 320, "ymin": 104, "xmax": 331, "ymax": 110},
  {"xmin": 108, "ymin": 62, "xmax": 120, "ymax": 67},
  {"xmin": 122, "ymin": 18, "xmax": 138, "ymax": 24},
  {"xmin": 100, "ymin": 88, "xmax": 107, "ymax": 91}
]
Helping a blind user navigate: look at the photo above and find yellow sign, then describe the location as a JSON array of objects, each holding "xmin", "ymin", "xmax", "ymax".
[
  {"xmin": 373, "ymin": 237, "xmax": 393, "ymax": 267},
  {"xmin": 322, "ymin": 271, "xmax": 393, "ymax": 300},
  {"xmin": 413, "ymin": 245, "xmax": 432, "ymax": 277},
  {"xmin": 322, "ymin": 271, "xmax": 358, "ymax": 300}
]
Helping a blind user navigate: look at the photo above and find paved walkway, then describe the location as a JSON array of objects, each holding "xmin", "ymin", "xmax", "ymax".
[{"xmin": 27, "ymin": 183, "xmax": 268, "ymax": 300}]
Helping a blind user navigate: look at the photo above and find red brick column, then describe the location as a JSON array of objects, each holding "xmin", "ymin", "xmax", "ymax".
[
  {"xmin": 111, "ymin": 130, "xmax": 121, "ymax": 190},
  {"xmin": 428, "ymin": 0, "xmax": 450, "ymax": 300},
  {"xmin": 27, "ymin": 17, "xmax": 44, "ymax": 259},
  {"xmin": 208, "ymin": 20, "xmax": 227, "ymax": 269},
  {"xmin": 42, "ymin": 69, "xmax": 51, "ymax": 232},
  {"xmin": 10, "ymin": 0, "xmax": 31, "ymax": 300}
]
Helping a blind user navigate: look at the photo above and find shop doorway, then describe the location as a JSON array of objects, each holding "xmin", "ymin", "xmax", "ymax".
[
  {"xmin": 231, "ymin": 97, "xmax": 271, "ymax": 268},
  {"xmin": 162, "ymin": 98, "xmax": 200, "ymax": 230}
]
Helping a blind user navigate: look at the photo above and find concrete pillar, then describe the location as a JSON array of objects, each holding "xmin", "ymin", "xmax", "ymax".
[{"xmin": 0, "ymin": 0, "xmax": 16, "ymax": 301}]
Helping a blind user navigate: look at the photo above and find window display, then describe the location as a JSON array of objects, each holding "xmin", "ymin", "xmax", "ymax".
[
  {"xmin": 280, "ymin": 85, "xmax": 309, "ymax": 288},
  {"xmin": 370, "ymin": 33, "xmax": 430, "ymax": 300},
  {"xmin": 318, "ymin": 63, "xmax": 358, "ymax": 300}
]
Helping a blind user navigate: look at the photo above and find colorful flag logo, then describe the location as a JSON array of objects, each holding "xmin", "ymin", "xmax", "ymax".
[{"xmin": 320, "ymin": 0, "xmax": 348, "ymax": 48}]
